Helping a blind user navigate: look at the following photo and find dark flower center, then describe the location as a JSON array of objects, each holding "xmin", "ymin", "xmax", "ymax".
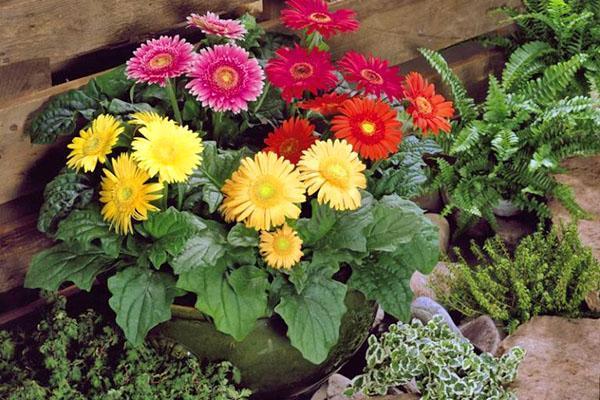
[
  {"xmin": 309, "ymin": 12, "xmax": 332, "ymax": 23},
  {"xmin": 213, "ymin": 66, "xmax": 240, "ymax": 90},
  {"xmin": 148, "ymin": 53, "xmax": 174, "ymax": 69},
  {"xmin": 290, "ymin": 62, "xmax": 314, "ymax": 80},
  {"xmin": 416, "ymin": 96, "xmax": 433, "ymax": 114},
  {"xmin": 360, "ymin": 68, "xmax": 384, "ymax": 85}
]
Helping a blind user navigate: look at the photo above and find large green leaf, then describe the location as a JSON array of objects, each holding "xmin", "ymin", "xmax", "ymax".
[
  {"xmin": 55, "ymin": 207, "xmax": 121, "ymax": 257},
  {"xmin": 38, "ymin": 170, "xmax": 94, "ymax": 234},
  {"xmin": 394, "ymin": 216, "xmax": 439, "ymax": 275},
  {"xmin": 275, "ymin": 277, "xmax": 347, "ymax": 364},
  {"xmin": 108, "ymin": 267, "xmax": 177, "ymax": 346},
  {"xmin": 170, "ymin": 229, "xmax": 227, "ymax": 275},
  {"xmin": 177, "ymin": 264, "xmax": 269, "ymax": 341},
  {"xmin": 25, "ymin": 244, "xmax": 113, "ymax": 291},
  {"xmin": 296, "ymin": 200, "xmax": 337, "ymax": 246},
  {"xmin": 227, "ymin": 223, "xmax": 259, "ymax": 248},
  {"xmin": 141, "ymin": 208, "xmax": 206, "ymax": 268},
  {"xmin": 93, "ymin": 65, "xmax": 134, "ymax": 98},
  {"xmin": 28, "ymin": 90, "xmax": 99, "ymax": 144}
]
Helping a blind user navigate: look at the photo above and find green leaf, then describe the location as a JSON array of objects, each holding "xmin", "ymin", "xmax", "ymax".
[
  {"xmin": 28, "ymin": 90, "xmax": 99, "ymax": 144},
  {"xmin": 275, "ymin": 277, "xmax": 347, "ymax": 364},
  {"xmin": 177, "ymin": 264, "xmax": 269, "ymax": 341},
  {"xmin": 142, "ymin": 208, "xmax": 206, "ymax": 268},
  {"xmin": 182, "ymin": 98, "xmax": 201, "ymax": 121},
  {"xmin": 296, "ymin": 200, "xmax": 337, "ymax": 245},
  {"xmin": 55, "ymin": 206, "xmax": 120, "ymax": 257},
  {"xmin": 238, "ymin": 13, "xmax": 265, "ymax": 50},
  {"xmin": 108, "ymin": 267, "xmax": 177, "ymax": 346},
  {"xmin": 93, "ymin": 66, "xmax": 134, "ymax": 98},
  {"xmin": 106, "ymin": 99, "xmax": 154, "ymax": 115},
  {"xmin": 25, "ymin": 244, "xmax": 113, "ymax": 291},
  {"xmin": 393, "ymin": 217, "xmax": 439, "ymax": 274},
  {"xmin": 227, "ymin": 223, "xmax": 259, "ymax": 247},
  {"xmin": 38, "ymin": 170, "xmax": 94, "ymax": 234},
  {"xmin": 171, "ymin": 230, "xmax": 227, "ymax": 274}
]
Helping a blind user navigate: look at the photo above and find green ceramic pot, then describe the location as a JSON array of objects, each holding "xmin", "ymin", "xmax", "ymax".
[{"xmin": 152, "ymin": 290, "xmax": 375, "ymax": 399}]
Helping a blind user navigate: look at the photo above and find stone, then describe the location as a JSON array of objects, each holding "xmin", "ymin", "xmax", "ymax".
[
  {"xmin": 498, "ymin": 316, "xmax": 600, "ymax": 400},
  {"xmin": 494, "ymin": 216, "xmax": 535, "ymax": 249},
  {"xmin": 458, "ymin": 315, "xmax": 502, "ymax": 355},
  {"xmin": 368, "ymin": 395, "xmax": 419, "ymax": 400},
  {"xmin": 585, "ymin": 290, "xmax": 600, "ymax": 313},
  {"xmin": 411, "ymin": 190, "xmax": 443, "ymax": 213},
  {"xmin": 425, "ymin": 213, "xmax": 450, "ymax": 255},
  {"xmin": 409, "ymin": 262, "xmax": 452, "ymax": 300},
  {"xmin": 492, "ymin": 199, "xmax": 522, "ymax": 217},
  {"xmin": 326, "ymin": 374, "xmax": 366, "ymax": 400},
  {"xmin": 410, "ymin": 296, "xmax": 462, "ymax": 337},
  {"xmin": 311, "ymin": 385, "xmax": 328, "ymax": 400}
]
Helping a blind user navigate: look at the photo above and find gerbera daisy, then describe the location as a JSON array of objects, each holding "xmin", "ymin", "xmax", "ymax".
[
  {"xmin": 338, "ymin": 51, "xmax": 403, "ymax": 101},
  {"xmin": 66, "ymin": 114, "xmax": 123, "ymax": 173},
  {"xmin": 187, "ymin": 12, "xmax": 247, "ymax": 40},
  {"xmin": 265, "ymin": 45, "xmax": 337, "ymax": 102},
  {"xmin": 403, "ymin": 72, "xmax": 454, "ymax": 135},
  {"xmin": 100, "ymin": 153, "xmax": 163, "ymax": 235},
  {"xmin": 126, "ymin": 35, "xmax": 194, "ymax": 87},
  {"xmin": 264, "ymin": 117, "xmax": 317, "ymax": 164},
  {"xmin": 128, "ymin": 111, "xmax": 167, "ymax": 126},
  {"xmin": 220, "ymin": 152, "xmax": 306, "ymax": 231},
  {"xmin": 297, "ymin": 139, "xmax": 366, "ymax": 210},
  {"xmin": 297, "ymin": 92, "xmax": 350, "ymax": 116},
  {"xmin": 280, "ymin": 0, "xmax": 359, "ymax": 39},
  {"xmin": 132, "ymin": 119, "xmax": 203, "ymax": 183},
  {"xmin": 331, "ymin": 97, "xmax": 403, "ymax": 160},
  {"xmin": 259, "ymin": 224, "xmax": 303, "ymax": 270},
  {"xmin": 186, "ymin": 44, "xmax": 264, "ymax": 113}
]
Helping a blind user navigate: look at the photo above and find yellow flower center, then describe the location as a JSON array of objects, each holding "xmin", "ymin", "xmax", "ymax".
[
  {"xmin": 213, "ymin": 66, "xmax": 239, "ymax": 90},
  {"xmin": 360, "ymin": 68, "xmax": 384, "ymax": 85},
  {"xmin": 321, "ymin": 159, "xmax": 349, "ymax": 188},
  {"xmin": 309, "ymin": 12, "xmax": 332, "ymax": 23},
  {"xmin": 274, "ymin": 236, "xmax": 292, "ymax": 253},
  {"xmin": 280, "ymin": 138, "xmax": 299, "ymax": 156},
  {"xmin": 290, "ymin": 62, "xmax": 314, "ymax": 80},
  {"xmin": 416, "ymin": 96, "xmax": 433, "ymax": 114},
  {"xmin": 151, "ymin": 140, "xmax": 176, "ymax": 164},
  {"xmin": 149, "ymin": 53, "xmax": 174, "ymax": 69},
  {"xmin": 360, "ymin": 121, "xmax": 376, "ymax": 136},
  {"xmin": 117, "ymin": 186, "xmax": 135, "ymax": 204},
  {"xmin": 251, "ymin": 177, "xmax": 282, "ymax": 207},
  {"xmin": 83, "ymin": 136, "xmax": 102, "ymax": 155}
]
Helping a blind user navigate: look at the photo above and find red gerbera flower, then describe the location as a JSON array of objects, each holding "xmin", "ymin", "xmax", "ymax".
[
  {"xmin": 403, "ymin": 72, "xmax": 454, "ymax": 135},
  {"xmin": 338, "ymin": 51, "xmax": 404, "ymax": 101},
  {"xmin": 264, "ymin": 117, "xmax": 317, "ymax": 164},
  {"xmin": 281, "ymin": 0, "xmax": 359, "ymax": 39},
  {"xmin": 265, "ymin": 45, "xmax": 338, "ymax": 102},
  {"xmin": 297, "ymin": 93, "xmax": 351, "ymax": 116},
  {"xmin": 331, "ymin": 97, "xmax": 403, "ymax": 161}
]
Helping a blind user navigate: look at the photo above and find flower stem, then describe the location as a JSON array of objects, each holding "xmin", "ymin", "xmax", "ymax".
[
  {"xmin": 177, "ymin": 183, "xmax": 185, "ymax": 210},
  {"xmin": 252, "ymin": 82, "xmax": 271, "ymax": 113},
  {"xmin": 161, "ymin": 184, "xmax": 169, "ymax": 210},
  {"xmin": 166, "ymin": 78, "xmax": 183, "ymax": 125}
]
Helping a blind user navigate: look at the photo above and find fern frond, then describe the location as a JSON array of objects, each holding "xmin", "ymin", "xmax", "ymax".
[
  {"xmin": 484, "ymin": 76, "xmax": 510, "ymax": 122},
  {"xmin": 501, "ymin": 41, "xmax": 555, "ymax": 91}
]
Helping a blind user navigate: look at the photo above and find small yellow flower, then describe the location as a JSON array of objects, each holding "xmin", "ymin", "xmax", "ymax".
[
  {"xmin": 297, "ymin": 139, "xmax": 367, "ymax": 211},
  {"xmin": 129, "ymin": 111, "xmax": 167, "ymax": 126},
  {"xmin": 66, "ymin": 114, "xmax": 123, "ymax": 172},
  {"xmin": 220, "ymin": 151, "xmax": 306, "ymax": 231},
  {"xmin": 132, "ymin": 119, "xmax": 203, "ymax": 183},
  {"xmin": 260, "ymin": 224, "xmax": 303, "ymax": 270},
  {"xmin": 99, "ymin": 153, "xmax": 163, "ymax": 235}
]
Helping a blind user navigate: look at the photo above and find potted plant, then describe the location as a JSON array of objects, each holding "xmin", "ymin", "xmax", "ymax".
[{"xmin": 22, "ymin": 1, "xmax": 454, "ymax": 397}]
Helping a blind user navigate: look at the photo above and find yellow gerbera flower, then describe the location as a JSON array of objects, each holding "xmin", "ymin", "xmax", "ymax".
[
  {"xmin": 297, "ymin": 139, "xmax": 367, "ymax": 211},
  {"xmin": 99, "ymin": 153, "xmax": 163, "ymax": 235},
  {"xmin": 132, "ymin": 119, "xmax": 203, "ymax": 183},
  {"xmin": 220, "ymin": 151, "xmax": 306, "ymax": 231},
  {"xmin": 66, "ymin": 114, "xmax": 123, "ymax": 172},
  {"xmin": 129, "ymin": 111, "xmax": 167, "ymax": 126},
  {"xmin": 259, "ymin": 224, "xmax": 303, "ymax": 270}
]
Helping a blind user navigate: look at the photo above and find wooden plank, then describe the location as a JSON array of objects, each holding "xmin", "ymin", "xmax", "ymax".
[
  {"xmin": 0, "ymin": 0, "xmax": 256, "ymax": 73},
  {"xmin": 0, "ymin": 58, "xmax": 52, "ymax": 101}
]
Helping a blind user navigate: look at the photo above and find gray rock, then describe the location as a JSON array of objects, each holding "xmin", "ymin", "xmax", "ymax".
[
  {"xmin": 326, "ymin": 374, "xmax": 366, "ymax": 400},
  {"xmin": 425, "ymin": 213, "xmax": 450, "ymax": 255},
  {"xmin": 494, "ymin": 216, "xmax": 535, "ymax": 249},
  {"xmin": 409, "ymin": 262, "xmax": 452, "ymax": 300},
  {"xmin": 492, "ymin": 199, "xmax": 522, "ymax": 217},
  {"xmin": 311, "ymin": 384, "xmax": 327, "ymax": 400},
  {"xmin": 585, "ymin": 290, "xmax": 600, "ymax": 313},
  {"xmin": 459, "ymin": 315, "xmax": 502, "ymax": 354},
  {"xmin": 411, "ymin": 190, "xmax": 443, "ymax": 213},
  {"xmin": 410, "ymin": 296, "xmax": 462, "ymax": 337}
]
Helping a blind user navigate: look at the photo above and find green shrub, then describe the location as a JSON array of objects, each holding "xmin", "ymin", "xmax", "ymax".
[
  {"xmin": 348, "ymin": 316, "xmax": 525, "ymax": 399},
  {"xmin": 434, "ymin": 224, "xmax": 600, "ymax": 332},
  {"xmin": 0, "ymin": 296, "xmax": 251, "ymax": 400}
]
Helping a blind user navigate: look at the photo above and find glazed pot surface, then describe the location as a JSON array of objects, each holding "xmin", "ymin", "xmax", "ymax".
[{"xmin": 153, "ymin": 290, "xmax": 375, "ymax": 400}]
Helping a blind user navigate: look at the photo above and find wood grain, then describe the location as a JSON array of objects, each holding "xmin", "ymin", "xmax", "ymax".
[
  {"xmin": 0, "ymin": 0, "xmax": 256, "ymax": 73},
  {"xmin": 0, "ymin": 58, "xmax": 52, "ymax": 101}
]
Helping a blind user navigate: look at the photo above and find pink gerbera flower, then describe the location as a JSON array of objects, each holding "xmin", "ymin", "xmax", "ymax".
[
  {"xmin": 186, "ymin": 44, "xmax": 265, "ymax": 114},
  {"xmin": 126, "ymin": 35, "xmax": 194, "ymax": 87},
  {"xmin": 281, "ymin": 0, "xmax": 359, "ymax": 39},
  {"xmin": 265, "ymin": 45, "xmax": 338, "ymax": 103},
  {"xmin": 338, "ymin": 51, "xmax": 404, "ymax": 101},
  {"xmin": 187, "ymin": 12, "xmax": 247, "ymax": 40}
]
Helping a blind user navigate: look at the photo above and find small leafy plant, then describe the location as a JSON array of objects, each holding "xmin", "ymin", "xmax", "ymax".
[
  {"xmin": 347, "ymin": 316, "xmax": 525, "ymax": 399},
  {"xmin": 421, "ymin": 45, "xmax": 600, "ymax": 227},
  {"xmin": 0, "ymin": 296, "xmax": 251, "ymax": 400},
  {"xmin": 434, "ymin": 224, "xmax": 600, "ymax": 332}
]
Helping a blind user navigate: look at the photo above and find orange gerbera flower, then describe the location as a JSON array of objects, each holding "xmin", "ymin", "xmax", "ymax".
[
  {"xmin": 297, "ymin": 93, "xmax": 350, "ymax": 116},
  {"xmin": 264, "ymin": 117, "xmax": 317, "ymax": 164},
  {"xmin": 403, "ymin": 72, "xmax": 454, "ymax": 135},
  {"xmin": 331, "ymin": 97, "xmax": 403, "ymax": 161}
]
